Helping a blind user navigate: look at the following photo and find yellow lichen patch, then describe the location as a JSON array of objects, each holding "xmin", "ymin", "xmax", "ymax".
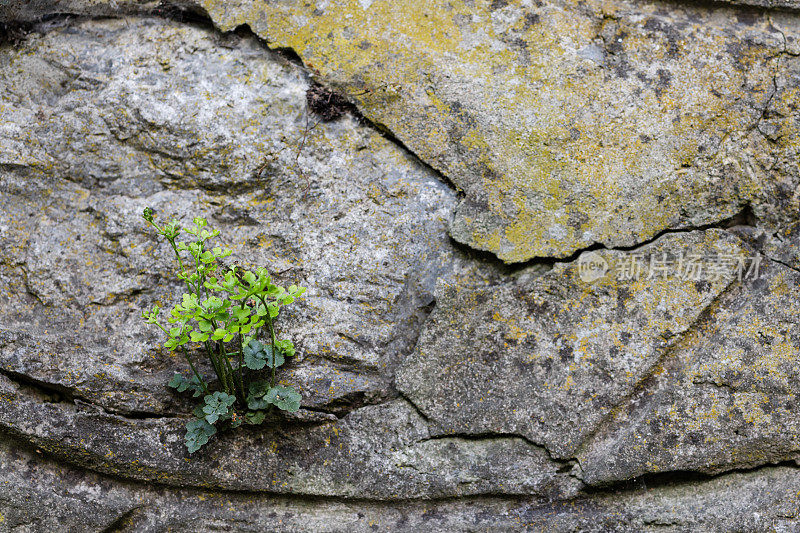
[{"xmin": 194, "ymin": 0, "xmax": 786, "ymax": 261}]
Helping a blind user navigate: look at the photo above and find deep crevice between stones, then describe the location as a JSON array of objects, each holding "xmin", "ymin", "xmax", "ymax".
[
  {"xmin": 226, "ymin": 22, "xmax": 465, "ymax": 198},
  {"xmin": 0, "ymin": 367, "xmax": 177, "ymax": 420},
  {"xmin": 452, "ymin": 203, "xmax": 759, "ymax": 273},
  {"xmin": 0, "ymin": 367, "xmax": 76, "ymax": 404},
  {"xmin": 582, "ymin": 458, "xmax": 800, "ymax": 494}
]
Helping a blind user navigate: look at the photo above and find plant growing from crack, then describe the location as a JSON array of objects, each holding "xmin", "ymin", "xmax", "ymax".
[{"xmin": 140, "ymin": 207, "xmax": 305, "ymax": 453}]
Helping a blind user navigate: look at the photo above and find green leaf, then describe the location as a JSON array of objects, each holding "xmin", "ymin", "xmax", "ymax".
[
  {"xmin": 232, "ymin": 305, "xmax": 251, "ymax": 321},
  {"xmin": 202, "ymin": 392, "xmax": 236, "ymax": 424},
  {"xmin": 275, "ymin": 339, "xmax": 296, "ymax": 357},
  {"xmin": 213, "ymin": 246, "xmax": 232, "ymax": 258},
  {"xmin": 248, "ymin": 380, "xmax": 270, "ymax": 397},
  {"xmin": 266, "ymin": 386, "xmax": 301, "ymax": 412},
  {"xmin": 268, "ymin": 303, "xmax": 279, "ymax": 318},
  {"xmin": 190, "ymin": 331, "xmax": 209, "ymax": 343},
  {"xmin": 210, "ymin": 328, "xmax": 228, "ymax": 341},
  {"xmin": 265, "ymin": 345, "xmax": 284, "ymax": 368},
  {"xmin": 202, "ymin": 296, "xmax": 224, "ymax": 311},
  {"xmin": 185, "ymin": 418, "xmax": 217, "ymax": 453},
  {"xmin": 141, "ymin": 305, "xmax": 160, "ymax": 323},
  {"xmin": 167, "ymin": 373, "xmax": 204, "ymax": 397},
  {"xmin": 245, "ymin": 410, "xmax": 267, "ymax": 425},
  {"xmin": 246, "ymin": 380, "xmax": 272, "ymax": 409},
  {"xmin": 204, "ymin": 280, "xmax": 222, "ymax": 291},
  {"xmin": 182, "ymin": 293, "xmax": 199, "ymax": 308},
  {"xmin": 244, "ymin": 348, "xmax": 266, "ymax": 370},
  {"xmin": 243, "ymin": 339, "xmax": 284, "ymax": 369},
  {"xmin": 247, "ymin": 396, "xmax": 270, "ymax": 410},
  {"xmin": 222, "ymin": 272, "xmax": 237, "ymax": 291},
  {"xmin": 243, "ymin": 339, "xmax": 262, "ymax": 356}
]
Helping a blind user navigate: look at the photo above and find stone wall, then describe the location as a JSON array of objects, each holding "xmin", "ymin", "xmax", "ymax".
[{"xmin": 1, "ymin": 0, "xmax": 800, "ymax": 530}]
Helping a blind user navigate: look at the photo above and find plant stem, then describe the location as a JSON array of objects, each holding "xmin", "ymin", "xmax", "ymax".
[
  {"xmin": 264, "ymin": 306, "xmax": 278, "ymax": 388},
  {"xmin": 237, "ymin": 335, "xmax": 246, "ymax": 398},
  {"xmin": 181, "ymin": 347, "xmax": 210, "ymax": 394},
  {"xmin": 152, "ymin": 321, "xmax": 209, "ymax": 394},
  {"xmin": 219, "ymin": 340, "xmax": 244, "ymax": 402},
  {"xmin": 166, "ymin": 238, "xmax": 186, "ymax": 274},
  {"xmin": 204, "ymin": 340, "xmax": 226, "ymax": 391}
]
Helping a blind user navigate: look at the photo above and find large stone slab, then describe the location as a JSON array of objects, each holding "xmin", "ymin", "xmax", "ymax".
[
  {"xmin": 0, "ymin": 372, "xmax": 581, "ymax": 499},
  {"xmin": 3, "ymin": 430, "xmax": 800, "ymax": 532},
  {"xmin": 397, "ymin": 229, "xmax": 752, "ymax": 458},
  {"xmin": 578, "ymin": 252, "xmax": 800, "ymax": 484},
  {"xmin": 189, "ymin": 0, "xmax": 800, "ymax": 262},
  {"xmin": 0, "ymin": 17, "xmax": 458, "ymax": 417},
  {"xmin": 4, "ymin": 0, "xmax": 800, "ymax": 263}
]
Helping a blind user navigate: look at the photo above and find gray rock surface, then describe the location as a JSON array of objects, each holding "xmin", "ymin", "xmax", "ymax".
[
  {"xmin": 2, "ymin": 0, "xmax": 800, "ymax": 530},
  {"xmin": 4, "ymin": 436, "xmax": 800, "ymax": 532},
  {"xmin": 193, "ymin": 0, "xmax": 800, "ymax": 263},
  {"xmin": 5, "ymin": 0, "xmax": 800, "ymax": 265},
  {"xmin": 578, "ymin": 250, "xmax": 800, "ymax": 484},
  {"xmin": 397, "ymin": 230, "xmax": 754, "ymax": 458},
  {"xmin": 0, "ymin": 16, "xmax": 459, "ymax": 419}
]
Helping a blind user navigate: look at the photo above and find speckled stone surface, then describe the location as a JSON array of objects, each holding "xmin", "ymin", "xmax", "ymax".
[{"xmin": 1, "ymin": 1, "xmax": 800, "ymax": 530}]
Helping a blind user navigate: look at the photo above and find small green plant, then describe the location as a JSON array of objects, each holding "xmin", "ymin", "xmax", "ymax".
[{"xmin": 140, "ymin": 207, "xmax": 305, "ymax": 453}]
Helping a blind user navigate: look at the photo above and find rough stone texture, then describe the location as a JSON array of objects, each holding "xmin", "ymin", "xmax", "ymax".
[
  {"xmin": 0, "ymin": 16, "xmax": 460, "ymax": 418},
  {"xmin": 397, "ymin": 230, "xmax": 753, "ymax": 458},
  {"xmin": 2, "ymin": 0, "xmax": 800, "ymax": 530},
  {"xmin": 5, "ymin": 2, "xmax": 800, "ymax": 265},
  {"xmin": 185, "ymin": 0, "xmax": 800, "ymax": 262},
  {"xmin": 0, "ymin": 371, "xmax": 581, "ymax": 499},
  {"xmin": 4, "ymin": 436, "xmax": 800, "ymax": 532},
  {"xmin": 0, "ymin": 14, "xmax": 578, "ymax": 504},
  {"xmin": 578, "ymin": 251, "xmax": 800, "ymax": 484}
]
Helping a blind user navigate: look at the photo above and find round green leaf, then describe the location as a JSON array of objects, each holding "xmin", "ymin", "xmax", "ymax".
[{"xmin": 266, "ymin": 386, "xmax": 301, "ymax": 412}]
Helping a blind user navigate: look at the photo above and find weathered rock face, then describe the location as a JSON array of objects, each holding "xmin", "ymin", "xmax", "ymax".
[
  {"xmin": 2, "ymin": 0, "xmax": 800, "ymax": 530},
  {"xmin": 397, "ymin": 230, "xmax": 753, "ymax": 457},
  {"xmin": 0, "ymin": 16, "xmax": 459, "ymax": 419},
  {"xmin": 195, "ymin": 0, "xmax": 800, "ymax": 263}
]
